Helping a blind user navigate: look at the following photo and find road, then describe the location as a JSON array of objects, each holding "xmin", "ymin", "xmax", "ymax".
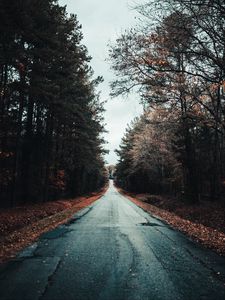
[{"xmin": 0, "ymin": 181, "xmax": 225, "ymax": 300}]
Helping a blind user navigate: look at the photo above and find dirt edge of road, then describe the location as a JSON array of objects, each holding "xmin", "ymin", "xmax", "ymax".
[
  {"xmin": 0, "ymin": 185, "xmax": 108, "ymax": 263},
  {"xmin": 116, "ymin": 187, "xmax": 225, "ymax": 257}
]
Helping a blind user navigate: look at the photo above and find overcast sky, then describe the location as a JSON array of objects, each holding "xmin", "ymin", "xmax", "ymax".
[{"xmin": 58, "ymin": 0, "xmax": 143, "ymax": 165}]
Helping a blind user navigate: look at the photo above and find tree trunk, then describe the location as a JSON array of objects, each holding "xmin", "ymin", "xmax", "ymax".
[{"xmin": 11, "ymin": 70, "xmax": 25, "ymax": 206}]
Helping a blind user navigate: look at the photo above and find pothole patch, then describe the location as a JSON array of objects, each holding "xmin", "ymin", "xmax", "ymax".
[{"xmin": 138, "ymin": 222, "xmax": 162, "ymax": 227}]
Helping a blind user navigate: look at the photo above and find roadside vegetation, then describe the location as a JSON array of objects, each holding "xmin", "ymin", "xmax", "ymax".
[
  {"xmin": 109, "ymin": 0, "xmax": 225, "ymax": 203},
  {"xmin": 0, "ymin": 0, "xmax": 107, "ymax": 208}
]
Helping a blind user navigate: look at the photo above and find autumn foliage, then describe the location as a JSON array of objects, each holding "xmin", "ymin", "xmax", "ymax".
[{"xmin": 110, "ymin": 0, "xmax": 225, "ymax": 203}]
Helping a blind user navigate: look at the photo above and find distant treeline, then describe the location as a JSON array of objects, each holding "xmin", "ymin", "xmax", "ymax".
[
  {"xmin": 0, "ymin": 0, "xmax": 107, "ymax": 207},
  {"xmin": 109, "ymin": 0, "xmax": 225, "ymax": 202}
]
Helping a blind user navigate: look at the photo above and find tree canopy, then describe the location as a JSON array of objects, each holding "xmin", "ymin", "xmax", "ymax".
[
  {"xmin": 110, "ymin": 0, "xmax": 225, "ymax": 202},
  {"xmin": 0, "ymin": 0, "xmax": 107, "ymax": 207}
]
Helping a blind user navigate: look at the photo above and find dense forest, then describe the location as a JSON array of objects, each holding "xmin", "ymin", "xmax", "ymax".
[
  {"xmin": 0, "ymin": 0, "xmax": 107, "ymax": 207},
  {"xmin": 110, "ymin": 0, "xmax": 225, "ymax": 203}
]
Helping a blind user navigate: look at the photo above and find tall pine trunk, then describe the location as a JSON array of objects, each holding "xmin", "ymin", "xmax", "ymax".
[
  {"xmin": 21, "ymin": 94, "xmax": 34, "ymax": 202},
  {"xmin": 11, "ymin": 70, "xmax": 25, "ymax": 206},
  {"xmin": 42, "ymin": 109, "xmax": 53, "ymax": 202}
]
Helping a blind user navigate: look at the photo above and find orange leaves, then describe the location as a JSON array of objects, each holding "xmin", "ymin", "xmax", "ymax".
[
  {"xmin": 0, "ymin": 151, "xmax": 14, "ymax": 158},
  {"xmin": 49, "ymin": 169, "xmax": 66, "ymax": 191},
  {"xmin": 209, "ymin": 80, "xmax": 225, "ymax": 92},
  {"xmin": 18, "ymin": 62, "xmax": 25, "ymax": 73},
  {"xmin": 0, "ymin": 186, "xmax": 107, "ymax": 262},
  {"xmin": 220, "ymin": 80, "xmax": 225, "ymax": 88},
  {"xmin": 210, "ymin": 82, "xmax": 220, "ymax": 92},
  {"xmin": 138, "ymin": 49, "xmax": 169, "ymax": 68}
]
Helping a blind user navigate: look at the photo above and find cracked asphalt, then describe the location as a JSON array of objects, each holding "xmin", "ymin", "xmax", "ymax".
[{"xmin": 0, "ymin": 181, "xmax": 225, "ymax": 300}]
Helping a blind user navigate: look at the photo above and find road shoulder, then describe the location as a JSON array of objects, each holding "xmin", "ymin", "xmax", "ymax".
[
  {"xmin": 116, "ymin": 186, "xmax": 225, "ymax": 257},
  {"xmin": 0, "ymin": 186, "xmax": 108, "ymax": 263}
]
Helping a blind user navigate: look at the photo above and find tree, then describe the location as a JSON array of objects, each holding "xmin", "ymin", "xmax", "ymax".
[
  {"xmin": 109, "ymin": 0, "xmax": 225, "ymax": 202},
  {"xmin": 0, "ymin": 0, "xmax": 107, "ymax": 207},
  {"xmin": 115, "ymin": 108, "xmax": 181, "ymax": 194}
]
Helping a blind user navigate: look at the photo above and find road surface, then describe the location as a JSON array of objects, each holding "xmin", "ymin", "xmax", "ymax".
[{"xmin": 0, "ymin": 181, "xmax": 225, "ymax": 300}]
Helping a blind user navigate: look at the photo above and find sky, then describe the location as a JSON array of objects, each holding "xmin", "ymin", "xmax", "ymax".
[{"xmin": 58, "ymin": 0, "xmax": 143, "ymax": 165}]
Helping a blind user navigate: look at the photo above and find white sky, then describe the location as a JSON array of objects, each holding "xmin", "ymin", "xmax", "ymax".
[{"xmin": 58, "ymin": 0, "xmax": 143, "ymax": 164}]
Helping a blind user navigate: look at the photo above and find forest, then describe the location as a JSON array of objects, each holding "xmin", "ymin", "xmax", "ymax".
[
  {"xmin": 0, "ymin": 0, "xmax": 107, "ymax": 208},
  {"xmin": 110, "ymin": 0, "xmax": 225, "ymax": 203}
]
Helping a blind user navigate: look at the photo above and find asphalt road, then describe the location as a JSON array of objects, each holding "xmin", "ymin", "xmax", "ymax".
[{"xmin": 0, "ymin": 181, "xmax": 225, "ymax": 300}]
